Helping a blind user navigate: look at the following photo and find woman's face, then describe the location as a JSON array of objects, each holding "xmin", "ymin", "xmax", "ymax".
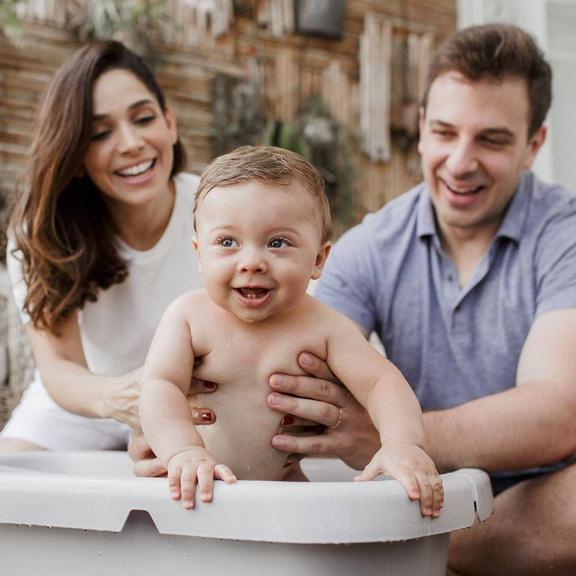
[{"xmin": 83, "ymin": 69, "xmax": 178, "ymax": 210}]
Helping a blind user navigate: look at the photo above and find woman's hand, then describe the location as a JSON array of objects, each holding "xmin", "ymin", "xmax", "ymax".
[
  {"xmin": 129, "ymin": 377, "xmax": 218, "ymax": 477},
  {"xmin": 101, "ymin": 367, "xmax": 143, "ymax": 428},
  {"xmin": 267, "ymin": 352, "xmax": 381, "ymax": 470}
]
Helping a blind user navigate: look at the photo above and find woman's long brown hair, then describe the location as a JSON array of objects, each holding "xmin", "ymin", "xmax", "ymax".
[{"xmin": 9, "ymin": 41, "xmax": 186, "ymax": 334}]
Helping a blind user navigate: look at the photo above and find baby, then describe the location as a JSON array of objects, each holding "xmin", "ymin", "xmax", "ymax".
[{"xmin": 140, "ymin": 146, "xmax": 443, "ymax": 517}]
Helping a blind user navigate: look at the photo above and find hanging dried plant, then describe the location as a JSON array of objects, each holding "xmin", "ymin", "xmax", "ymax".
[
  {"xmin": 0, "ymin": 0, "xmax": 23, "ymax": 39},
  {"xmin": 69, "ymin": 0, "xmax": 168, "ymax": 68}
]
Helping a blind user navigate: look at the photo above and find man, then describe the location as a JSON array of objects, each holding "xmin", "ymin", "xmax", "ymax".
[{"xmin": 264, "ymin": 24, "xmax": 576, "ymax": 575}]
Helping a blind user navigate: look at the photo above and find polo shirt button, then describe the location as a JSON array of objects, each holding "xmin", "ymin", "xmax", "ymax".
[{"xmin": 447, "ymin": 274, "xmax": 454, "ymax": 282}]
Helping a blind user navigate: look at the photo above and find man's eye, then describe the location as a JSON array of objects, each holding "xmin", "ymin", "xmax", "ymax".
[{"xmin": 269, "ymin": 238, "xmax": 289, "ymax": 248}]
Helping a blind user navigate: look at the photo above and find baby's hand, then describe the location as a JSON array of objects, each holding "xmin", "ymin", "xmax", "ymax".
[
  {"xmin": 354, "ymin": 442, "xmax": 444, "ymax": 518},
  {"xmin": 167, "ymin": 447, "xmax": 237, "ymax": 509}
]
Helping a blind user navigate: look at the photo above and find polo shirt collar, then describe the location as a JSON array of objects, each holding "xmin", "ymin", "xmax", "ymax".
[{"xmin": 417, "ymin": 171, "xmax": 533, "ymax": 244}]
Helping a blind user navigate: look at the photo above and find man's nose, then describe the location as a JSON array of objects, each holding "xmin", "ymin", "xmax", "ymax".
[{"xmin": 445, "ymin": 139, "xmax": 479, "ymax": 178}]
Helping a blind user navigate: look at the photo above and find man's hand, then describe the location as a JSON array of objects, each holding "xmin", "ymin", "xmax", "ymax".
[
  {"xmin": 267, "ymin": 352, "xmax": 381, "ymax": 470},
  {"xmin": 129, "ymin": 378, "xmax": 218, "ymax": 477}
]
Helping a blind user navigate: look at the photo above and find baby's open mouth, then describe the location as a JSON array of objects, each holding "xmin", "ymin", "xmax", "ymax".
[{"xmin": 236, "ymin": 287, "xmax": 270, "ymax": 299}]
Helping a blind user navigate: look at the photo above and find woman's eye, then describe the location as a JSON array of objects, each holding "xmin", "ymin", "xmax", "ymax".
[
  {"xmin": 135, "ymin": 115, "xmax": 155, "ymax": 125},
  {"xmin": 269, "ymin": 238, "xmax": 288, "ymax": 248},
  {"xmin": 91, "ymin": 130, "xmax": 110, "ymax": 142}
]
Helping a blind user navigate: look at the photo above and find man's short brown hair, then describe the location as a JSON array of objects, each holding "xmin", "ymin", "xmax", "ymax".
[
  {"xmin": 194, "ymin": 146, "xmax": 332, "ymax": 243},
  {"xmin": 422, "ymin": 24, "xmax": 552, "ymax": 138}
]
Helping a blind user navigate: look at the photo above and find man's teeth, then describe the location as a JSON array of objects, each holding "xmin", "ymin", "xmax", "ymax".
[
  {"xmin": 117, "ymin": 160, "xmax": 154, "ymax": 177},
  {"xmin": 447, "ymin": 184, "xmax": 482, "ymax": 194}
]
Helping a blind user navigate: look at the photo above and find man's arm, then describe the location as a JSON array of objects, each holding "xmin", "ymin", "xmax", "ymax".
[
  {"xmin": 269, "ymin": 309, "xmax": 576, "ymax": 473},
  {"xmin": 425, "ymin": 308, "xmax": 576, "ymax": 471}
]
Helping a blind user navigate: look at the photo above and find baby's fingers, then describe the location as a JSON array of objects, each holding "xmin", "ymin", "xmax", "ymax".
[
  {"xmin": 214, "ymin": 464, "xmax": 237, "ymax": 485},
  {"xmin": 196, "ymin": 462, "xmax": 216, "ymax": 503},
  {"xmin": 353, "ymin": 460, "xmax": 382, "ymax": 482},
  {"xmin": 430, "ymin": 474, "xmax": 444, "ymax": 518},
  {"xmin": 415, "ymin": 470, "xmax": 434, "ymax": 517},
  {"xmin": 180, "ymin": 465, "xmax": 199, "ymax": 509},
  {"xmin": 168, "ymin": 463, "xmax": 184, "ymax": 501}
]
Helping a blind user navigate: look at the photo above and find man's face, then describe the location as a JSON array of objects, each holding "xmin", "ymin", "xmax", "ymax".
[{"xmin": 418, "ymin": 72, "xmax": 546, "ymax": 239}]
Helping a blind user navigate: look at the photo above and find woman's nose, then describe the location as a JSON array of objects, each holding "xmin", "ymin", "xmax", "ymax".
[{"xmin": 117, "ymin": 124, "xmax": 144, "ymax": 153}]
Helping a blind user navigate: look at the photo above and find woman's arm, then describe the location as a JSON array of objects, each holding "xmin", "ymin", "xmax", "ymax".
[
  {"xmin": 26, "ymin": 309, "xmax": 217, "ymax": 431},
  {"xmin": 26, "ymin": 311, "xmax": 142, "ymax": 427}
]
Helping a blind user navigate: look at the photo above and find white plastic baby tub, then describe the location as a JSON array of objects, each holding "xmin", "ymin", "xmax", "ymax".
[{"xmin": 0, "ymin": 452, "xmax": 493, "ymax": 576}]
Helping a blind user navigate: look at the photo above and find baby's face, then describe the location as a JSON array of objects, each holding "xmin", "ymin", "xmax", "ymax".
[{"xmin": 194, "ymin": 180, "xmax": 330, "ymax": 323}]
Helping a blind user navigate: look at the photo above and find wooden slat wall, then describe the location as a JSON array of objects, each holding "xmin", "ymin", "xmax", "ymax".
[{"xmin": 0, "ymin": 0, "xmax": 456, "ymax": 232}]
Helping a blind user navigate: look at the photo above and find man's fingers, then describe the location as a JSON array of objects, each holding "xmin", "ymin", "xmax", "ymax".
[
  {"xmin": 268, "ymin": 392, "xmax": 344, "ymax": 427},
  {"xmin": 269, "ymin": 373, "xmax": 347, "ymax": 405},
  {"xmin": 297, "ymin": 352, "xmax": 339, "ymax": 383},
  {"xmin": 272, "ymin": 432, "xmax": 334, "ymax": 455}
]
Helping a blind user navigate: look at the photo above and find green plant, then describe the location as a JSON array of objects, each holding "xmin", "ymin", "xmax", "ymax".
[
  {"xmin": 71, "ymin": 0, "xmax": 167, "ymax": 67},
  {"xmin": 263, "ymin": 97, "xmax": 358, "ymax": 234},
  {"xmin": 0, "ymin": 0, "xmax": 23, "ymax": 38}
]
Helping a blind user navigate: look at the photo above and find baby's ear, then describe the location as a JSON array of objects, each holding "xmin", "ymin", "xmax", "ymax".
[
  {"xmin": 192, "ymin": 238, "xmax": 202, "ymax": 272},
  {"xmin": 311, "ymin": 241, "xmax": 332, "ymax": 280}
]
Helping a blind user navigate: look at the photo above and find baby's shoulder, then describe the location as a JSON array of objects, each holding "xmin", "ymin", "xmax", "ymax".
[
  {"xmin": 308, "ymin": 296, "xmax": 364, "ymax": 335},
  {"xmin": 166, "ymin": 288, "xmax": 211, "ymax": 319}
]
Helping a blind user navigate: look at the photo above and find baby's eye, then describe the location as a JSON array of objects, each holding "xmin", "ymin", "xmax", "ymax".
[
  {"xmin": 217, "ymin": 236, "xmax": 237, "ymax": 248},
  {"xmin": 269, "ymin": 237, "xmax": 289, "ymax": 249}
]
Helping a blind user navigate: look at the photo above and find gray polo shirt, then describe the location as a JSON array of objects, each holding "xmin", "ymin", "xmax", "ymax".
[{"xmin": 316, "ymin": 171, "xmax": 576, "ymax": 412}]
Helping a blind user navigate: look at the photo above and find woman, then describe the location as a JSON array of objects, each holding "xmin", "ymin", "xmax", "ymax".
[
  {"xmin": 2, "ymin": 39, "xmax": 372, "ymax": 473},
  {"xmin": 1, "ymin": 40, "xmax": 215, "ymax": 451}
]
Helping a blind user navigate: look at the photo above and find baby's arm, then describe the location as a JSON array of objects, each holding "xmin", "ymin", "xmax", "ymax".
[
  {"xmin": 325, "ymin": 312, "xmax": 443, "ymax": 517},
  {"xmin": 140, "ymin": 296, "xmax": 236, "ymax": 508}
]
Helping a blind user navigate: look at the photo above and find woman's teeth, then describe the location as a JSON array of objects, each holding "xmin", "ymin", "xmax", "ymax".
[{"xmin": 117, "ymin": 159, "xmax": 155, "ymax": 177}]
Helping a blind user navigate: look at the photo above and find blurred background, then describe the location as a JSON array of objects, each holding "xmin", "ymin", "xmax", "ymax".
[{"xmin": 1, "ymin": 0, "xmax": 575, "ymax": 426}]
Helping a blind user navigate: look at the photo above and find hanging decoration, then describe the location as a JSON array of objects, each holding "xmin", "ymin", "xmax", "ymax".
[
  {"xmin": 359, "ymin": 13, "xmax": 392, "ymax": 162},
  {"xmin": 256, "ymin": 0, "xmax": 294, "ymax": 38}
]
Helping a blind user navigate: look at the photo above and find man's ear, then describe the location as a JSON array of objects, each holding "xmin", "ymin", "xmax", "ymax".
[
  {"xmin": 417, "ymin": 106, "xmax": 427, "ymax": 155},
  {"xmin": 523, "ymin": 124, "xmax": 547, "ymax": 170},
  {"xmin": 311, "ymin": 241, "xmax": 332, "ymax": 280}
]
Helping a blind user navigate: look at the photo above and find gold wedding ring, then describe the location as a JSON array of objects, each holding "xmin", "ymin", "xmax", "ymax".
[{"xmin": 329, "ymin": 408, "xmax": 343, "ymax": 430}]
